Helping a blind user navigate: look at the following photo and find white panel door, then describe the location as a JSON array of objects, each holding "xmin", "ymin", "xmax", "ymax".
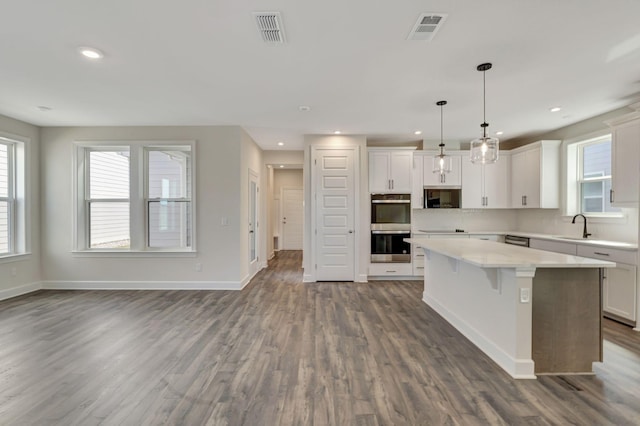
[
  {"xmin": 282, "ymin": 188, "xmax": 303, "ymax": 250},
  {"xmin": 248, "ymin": 170, "xmax": 259, "ymax": 276},
  {"xmin": 314, "ymin": 149, "xmax": 355, "ymax": 281}
]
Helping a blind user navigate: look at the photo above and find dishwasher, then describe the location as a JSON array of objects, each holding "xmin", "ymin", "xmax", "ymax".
[{"xmin": 504, "ymin": 235, "xmax": 530, "ymax": 247}]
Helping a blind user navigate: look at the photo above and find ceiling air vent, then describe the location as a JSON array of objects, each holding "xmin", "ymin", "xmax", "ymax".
[
  {"xmin": 254, "ymin": 12, "xmax": 286, "ymax": 44},
  {"xmin": 408, "ymin": 13, "xmax": 448, "ymax": 41}
]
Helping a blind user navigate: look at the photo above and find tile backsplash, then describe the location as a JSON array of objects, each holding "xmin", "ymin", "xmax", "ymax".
[{"xmin": 412, "ymin": 207, "xmax": 638, "ymax": 244}]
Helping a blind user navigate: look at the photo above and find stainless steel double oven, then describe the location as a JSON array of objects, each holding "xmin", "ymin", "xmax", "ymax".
[{"xmin": 370, "ymin": 194, "xmax": 411, "ymax": 263}]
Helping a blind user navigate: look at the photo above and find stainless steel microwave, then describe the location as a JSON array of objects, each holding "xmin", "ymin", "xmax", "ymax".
[{"xmin": 424, "ymin": 187, "xmax": 461, "ymax": 208}]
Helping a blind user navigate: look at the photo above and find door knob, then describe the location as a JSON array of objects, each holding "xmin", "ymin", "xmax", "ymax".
[{"xmin": 348, "ymin": 230, "xmax": 354, "ymax": 233}]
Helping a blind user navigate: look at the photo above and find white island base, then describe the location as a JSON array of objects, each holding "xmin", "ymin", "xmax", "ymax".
[{"xmin": 407, "ymin": 238, "xmax": 615, "ymax": 379}]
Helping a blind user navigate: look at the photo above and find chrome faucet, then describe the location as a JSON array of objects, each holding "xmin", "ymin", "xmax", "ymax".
[{"xmin": 571, "ymin": 214, "xmax": 591, "ymax": 239}]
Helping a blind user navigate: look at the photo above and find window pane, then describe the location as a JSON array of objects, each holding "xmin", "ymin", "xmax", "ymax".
[
  {"xmin": 148, "ymin": 201, "xmax": 191, "ymax": 248},
  {"xmin": 582, "ymin": 139, "xmax": 612, "ymax": 178},
  {"xmin": 0, "ymin": 201, "xmax": 8, "ymax": 254},
  {"xmin": 89, "ymin": 151, "xmax": 129, "ymax": 199},
  {"xmin": 581, "ymin": 180, "xmax": 620, "ymax": 213},
  {"xmin": 89, "ymin": 201, "xmax": 130, "ymax": 248},
  {"xmin": 0, "ymin": 144, "xmax": 8, "ymax": 198},
  {"xmin": 148, "ymin": 150, "xmax": 191, "ymax": 198}
]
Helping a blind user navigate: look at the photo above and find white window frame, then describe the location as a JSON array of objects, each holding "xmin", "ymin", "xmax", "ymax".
[
  {"xmin": 73, "ymin": 140, "xmax": 196, "ymax": 256},
  {"xmin": 0, "ymin": 132, "xmax": 28, "ymax": 261},
  {"xmin": 143, "ymin": 146, "xmax": 193, "ymax": 249},
  {"xmin": 565, "ymin": 133, "xmax": 623, "ymax": 219}
]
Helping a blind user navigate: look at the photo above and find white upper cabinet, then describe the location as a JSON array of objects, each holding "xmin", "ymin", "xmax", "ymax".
[
  {"xmin": 411, "ymin": 153, "xmax": 424, "ymax": 208},
  {"xmin": 368, "ymin": 149, "xmax": 413, "ymax": 193},
  {"xmin": 510, "ymin": 140, "xmax": 560, "ymax": 208},
  {"xmin": 461, "ymin": 153, "xmax": 510, "ymax": 208},
  {"xmin": 605, "ymin": 104, "xmax": 640, "ymax": 207},
  {"xmin": 423, "ymin": 153, "xmax": 461, "ymax": 187}
]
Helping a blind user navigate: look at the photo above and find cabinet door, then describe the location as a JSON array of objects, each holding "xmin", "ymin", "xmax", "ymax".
[
  {"xmin": 461, "ymin": 160, "xmax": 483, "ymax": 208},
  {"xmin": 511, "ymin": 148, "xmax": 541, "ymax": 208},
  {"xmin": 510, "ymin": 151, "xmax": 527, "ymax": 207},
  {"xmin": 423, "ymin": 155, "xmax": 462, "ymax": 187},
  {"xmin": 389, "ymin": 151, "xmax": 413, "ymax": 192},
  {"xmin": 411, "ymin": 154, "xmax": 424, "ymax": 208},
  {"xmin": 483, "ymin": 159, "xmax": 510, "ymax": 208},
  {"xmin": 603, "ymin": 263, "xmax": 637, "ymax": 322},
  {"xmin": 523, "ymin": 147, "xmax": 541, "ymax": 208},
  {"xmin": 611, "ymin": 121, "xmax": 640, "ymax": 206},
  {"xmin": 369, "ymin": 151, "xmax": 390, "ymax": 192}
]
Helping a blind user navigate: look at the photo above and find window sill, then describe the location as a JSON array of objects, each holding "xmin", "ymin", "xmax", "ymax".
[
  {"xmin": 0, "ymin": 253, "xmax": 32, "ymax": 264},
  {"xmin": 71, "ymin": 250, "xmax": 197, "ymax": 258},
  {"xmin": 563, "ymin": 213, "xmax": 626, "ymax": 223}
]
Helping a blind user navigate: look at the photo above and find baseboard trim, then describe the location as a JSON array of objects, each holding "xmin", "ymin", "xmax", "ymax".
[
  {"xmin": 424, "ymin": 294, "xmax": 536, "ymax": 379},
  {"xmin": 41, "ymin": 280, "xmax": 245, "ymax": 291},
  {"xmin": 0, "ymin": 281, "xmax": 43, "ymax": 301}
]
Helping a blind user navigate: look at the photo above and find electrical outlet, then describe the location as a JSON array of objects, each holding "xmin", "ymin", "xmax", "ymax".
[
  {"xmin": 221, "ymin": 217, "xmax": 228, "ymax": 226},
  {"xmin": 520, "ymin": 288, "xmax": 530, "ymax": 303},
  {"xmin": 195, "ymin": 263, "xmax": 202, "ymax": 272}
]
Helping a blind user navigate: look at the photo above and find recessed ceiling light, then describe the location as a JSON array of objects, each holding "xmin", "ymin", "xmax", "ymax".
[
  {"xmin": 550, "ymin": 106, "xmax": 562, "ymax": 112},
  {"xmin": 298, "ymin": 105, "xmax": 311, "ymax": 112},
  {"xmin": 334, "ymin": 130, "xmax": 341, "ymax": 135},
  {"xmin": 496, "ymin": 131, "xmax": 504, "ymax": 136},
  {"xmin": 414, "ymin": 130, "xmax": 422, "ymax": 135},
  {"xmin": 37, "ymin": 106, "xmax": 52, "ymax": 112},
  {"xmin": 277, "ymin": 142, "xmax": 284, "ymax": 146},
  {"xmin": 78, "ymin": 46, "xmax": 104, "ymax": 59},
  {"xmin": 279, "ymin": 165, "xmax": 284, "ymax": 168}
]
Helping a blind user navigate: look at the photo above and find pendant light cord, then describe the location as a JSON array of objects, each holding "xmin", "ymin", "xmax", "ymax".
[
  {"xmin": 483, "ymin": 69, "xmax": 487, "ymax": 139},
  {"xmin": 440, "ymin": 102, "xmax": 444, "ymax": 153}
]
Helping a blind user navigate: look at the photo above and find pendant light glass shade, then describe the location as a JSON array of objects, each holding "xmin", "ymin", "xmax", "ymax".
[
  {"xmin": 470, "ymin": 63, "xmax": 499, "ymax": 165},
  {"xmin": 433, "ymin": 100, "xmax": 451, "ymax": 174}
]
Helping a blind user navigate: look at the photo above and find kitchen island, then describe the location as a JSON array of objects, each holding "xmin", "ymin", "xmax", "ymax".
[{"xmin": 406, "ymin": 237, "xmax": 616, "ymax": 379}]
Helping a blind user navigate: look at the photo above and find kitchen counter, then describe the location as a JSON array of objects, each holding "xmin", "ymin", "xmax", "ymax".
[
  {"xmin": 406, "ymin": 237, "xmax": 616, "ymax": 268},
  {"xmin": 506, "ymin": 232, "xmax": 638, "ymax": 250},
  {"xmin": 408, "ymin": 237, "xmax": 612, "ymax": 379},
  {"xmin": 413, "ymin": 230, "xmax": 638, "ymax": 251}
]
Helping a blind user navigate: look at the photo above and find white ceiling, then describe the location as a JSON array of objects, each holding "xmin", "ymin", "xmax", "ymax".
[{"xmin": 2, "ymin": 0, "xmax": 640, "ymax": 151}]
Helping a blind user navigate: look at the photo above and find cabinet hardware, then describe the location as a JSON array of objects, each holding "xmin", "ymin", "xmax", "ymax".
[
  {"xmin": 593, "ymin": 252, "xmax": 610, "ymax": 256},
  {"xmin": 610, "ymin": 189, "xmax": 614, "ymax": 203},
  {"xmin": 386, "ymin": 270, "xmax": 397, "ymax": 273}
]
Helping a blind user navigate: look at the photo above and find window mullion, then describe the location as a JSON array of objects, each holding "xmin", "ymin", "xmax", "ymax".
[{"xmin": 130, "ymin": 146, "xmax": 144, "ymax": 251}]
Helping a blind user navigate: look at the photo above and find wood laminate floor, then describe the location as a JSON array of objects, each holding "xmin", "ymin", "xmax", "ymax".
[{"xmin": 1, "ymin": 251, "xmax": 640, "ymax": 425}]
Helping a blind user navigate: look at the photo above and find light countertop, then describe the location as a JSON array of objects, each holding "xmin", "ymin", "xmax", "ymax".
[
  {"xmin": 412, "ymin": 230, "xmax": 638, "ymax": 251},
  {"xmin": 406, "ymin": 237, "xmax": 616, "ymax": 269}
]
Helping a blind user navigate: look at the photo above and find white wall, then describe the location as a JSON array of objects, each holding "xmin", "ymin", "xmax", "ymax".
[
  {"xmin": 0, "ymin": 114, "xmax": 41, "ymax": 299},
  {"xmin": 274, "ymin": 169, "xmax": 303, "ymax": 194},
  {"xmin": 40, "ymin": 125, "xmax": 253, "ymax": 288}
]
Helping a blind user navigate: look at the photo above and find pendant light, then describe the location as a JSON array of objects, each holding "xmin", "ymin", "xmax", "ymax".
[
  {"xmin": 433, "ymin": 100, "xmax": 451, "ymax": 175},
  {"xmin": 470, "ymin": 62, "xmax": 499, "ymax": 164}
]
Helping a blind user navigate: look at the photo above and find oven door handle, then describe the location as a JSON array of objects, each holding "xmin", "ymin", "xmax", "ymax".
[
  {"xmin": 371, "ymin": 230, "xmax": 412, "ymax": 235},
  {"xmin": 371, "ymin": 200, "xmax": 411, "ymax": 204}
]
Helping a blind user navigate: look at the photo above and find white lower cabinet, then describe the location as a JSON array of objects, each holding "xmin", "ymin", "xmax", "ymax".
[
  {"xmin": 529, "ymin": 238, "xmax": 577, "ymax": 255},
  {"xmin": 603, "ymin": 263, "xmax": 637, "ymax": 323},
  {"xmin": 368, "ymin": 263, "xmax": 413, "ymax": 276},
  {"xmin": 576, "ymin": 244, "xmax": 638, "ymax": 324}
]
